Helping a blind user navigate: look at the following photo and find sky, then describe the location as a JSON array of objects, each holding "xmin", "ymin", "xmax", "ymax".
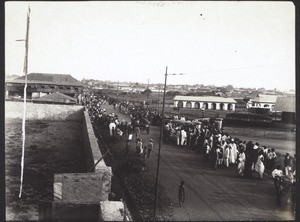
[{"xmin": 5, "ymin": 1, "xmax": 295, "ymax": 91}]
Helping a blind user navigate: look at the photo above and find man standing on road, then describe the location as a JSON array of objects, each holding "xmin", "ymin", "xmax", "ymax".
[
  {"xmin": 125, "ymin": 138, "xmax": 131, "ymax": 155},
  {"xmin": 135, "ymin": 125, "xmax": 141, "ymax": 142},
  {"xmin": 181, "ymin": 128, "xmax": 187, "ymax": 146},
  {"xmin": 147, "ymin": 139, "xmax": 153, "ymax": 158},
  {"xmin": 284, "ymin": 153, "xmax": 292, "ymax": 176},
  {"xmin": 178, "ymin": 180, "xmax": 185, "ymax": 207}
]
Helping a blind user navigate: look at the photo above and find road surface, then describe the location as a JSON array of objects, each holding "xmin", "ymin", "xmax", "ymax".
[{"xmin": 102, "ymin": 104, "xmax": 294, "ymax": 221}]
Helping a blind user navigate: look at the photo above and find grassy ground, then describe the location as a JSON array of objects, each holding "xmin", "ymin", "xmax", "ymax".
[{"xmin": 5, "ymin": 119, "xmax": 86, "ymax": 221}]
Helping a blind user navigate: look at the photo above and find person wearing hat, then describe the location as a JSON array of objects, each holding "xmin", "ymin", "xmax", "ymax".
[{"xmin": 147, "ymin": 139, "xmax": 154, "ymax": 158}]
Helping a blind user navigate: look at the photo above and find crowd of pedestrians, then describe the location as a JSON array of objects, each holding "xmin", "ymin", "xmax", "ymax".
[
  {"xmin": 82, "ymin": 91, "xmax": 296, "ymax": 211},
  {"xmin": 82, "ymin": 92, "xmax": 155, "ymax": 163},
  {"xmin": 83, "ymin": 91, "xmax": 295, "ymax": 181},
  {"xmin": 162, "ymin": 117, "xmax": 295, "ymax": 180}
]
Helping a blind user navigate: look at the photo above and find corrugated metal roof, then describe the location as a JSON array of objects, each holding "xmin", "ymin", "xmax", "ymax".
[
  {"xmin": 173, "ymin": 95, "xmax": 237, "ymax": 103},
  {"xmin": 35, "ymin": 92, "xmax": 77, "ymax": 103},
  {"xmin": 6, "ymin": 79, "xmax": 83, "ymax": 86},
  {"xmin": 6, "ymin": 73, "xmax": 83, "ymax": 86},
  {"xmin": 252, "ymin": 94, "xmax": 278, "ymax": 103},
  {"xmin": 274, "ymin": 96, "xmax": 295, "ymax": 112}
]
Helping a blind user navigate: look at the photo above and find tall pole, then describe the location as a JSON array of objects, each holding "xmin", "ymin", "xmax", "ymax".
[
  {"xmin": 117, "ymin": 81, "xmax": 119, "ymax": 101},
  {"xmin": 154, "ymin": 66, "xmax": 168, "ymax": 218},
  {"xmin": 157, "ymin": 87, "xmax": 160, "ymax": 113},
  {"xmin": 19, "ymin": 6, "xmax": 30, "ymax": 198}
]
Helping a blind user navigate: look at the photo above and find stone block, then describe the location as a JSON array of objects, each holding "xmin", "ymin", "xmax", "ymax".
[
  {"xmin": 100, "ymin": 201, "xmax": 125, "ymax": 221},
  {"xmin": 53, "ymin": 171, "xmax": 112, "ymax": 202}
]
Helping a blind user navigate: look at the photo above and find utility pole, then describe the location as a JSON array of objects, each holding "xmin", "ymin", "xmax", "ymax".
[
  {"xmin": 19, "ymin": 6, "xmax": 30, "ymax": 198},
  {"xmin": 117, "ymin": 81, "xmax": 119, "ymax": 101},
  {"xmin": 153, "ymin": 67, "xmax": 184, "ymax": 218},
  {"xmin": 147, "ymin": 78, "xmax": 150, "ymax": 109},
  {"xmin": 157, "ymin": 86, "xmax": 160, "ymax": 113}
]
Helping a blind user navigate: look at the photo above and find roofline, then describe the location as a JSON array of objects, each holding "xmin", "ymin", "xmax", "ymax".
[
  {"xmin": 173, "ymin": 96, "xmax": 237, "ymax": 103},
  {"xmin": 5, "ymin": 79, "xmax": 84, "ymax": 87}
]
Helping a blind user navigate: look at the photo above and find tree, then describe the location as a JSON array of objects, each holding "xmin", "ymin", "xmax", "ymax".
[
  {"xmin": 226, "ymin": 85, "xmax": 234, "ymax": 91},
  {"xmin": 142, "ymin": 88, "xmax": 152, "ymax": 97}
]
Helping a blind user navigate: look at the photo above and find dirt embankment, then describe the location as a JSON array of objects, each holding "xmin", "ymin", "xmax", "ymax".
[{"xmin": 5, "ymin": 119, "xmax": 86, "ymax": 221}]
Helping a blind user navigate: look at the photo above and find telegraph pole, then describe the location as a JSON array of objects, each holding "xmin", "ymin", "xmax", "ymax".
[
  {"xmin": 153, "ymin": 67, "xmax": 184, "ymax": 218},
  {"xmin": 117, "ymin": 81, "xmax": 119, "ymax": 101},
  {"xmin": 19, "ymin": 6, "xmax": 30, "ymax": 198}
]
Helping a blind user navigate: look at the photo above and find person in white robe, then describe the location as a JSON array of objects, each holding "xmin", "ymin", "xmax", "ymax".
[
  {"xmin": 224, "ymin": 145, "xmax": 230, "ymax": 167},
  {"xmin": 237, "ymin": 150, "xmax": 246, "ymax": 176},
  {"xmin": 181, "ymin": 129, "xmax": 187, "ymax": 146},
  {"xmin": 255, "ymin": 151, "xmax": 265, "ymax": 179},
  {"xmin": 109, "ymin": 122, "xmax": 116, "ymax": 136}
]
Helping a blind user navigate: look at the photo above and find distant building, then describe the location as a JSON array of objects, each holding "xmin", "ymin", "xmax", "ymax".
[
  {"xmin": 5, "ymin": 73, "xmax": 84, "ymax": 100},
  {"xmin": 248, "ymin": 94, "xmax": 278, "ymax": 111},
  {"xmin": 173, "ymin": 95, "xmax": 237, "ymax": 111},
  {"xmin": 33, "ymin": 92, "xmax": 77, "ymax": 104},
  {"xmin": 274, "ymin": 96, "xmax": 296, "ymax": 123}
]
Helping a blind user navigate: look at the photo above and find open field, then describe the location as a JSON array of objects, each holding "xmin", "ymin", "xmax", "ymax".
[{"xmin": 5, "ymin": 119, "xmax": 86, "ymax": 221}]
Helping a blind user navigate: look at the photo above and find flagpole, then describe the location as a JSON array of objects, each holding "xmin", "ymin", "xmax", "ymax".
[{"xmin": 19, "ymin": 6, "xmax": 30, "ymax": 198}]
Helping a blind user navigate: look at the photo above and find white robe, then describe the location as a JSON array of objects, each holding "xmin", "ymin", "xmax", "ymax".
[
  {"xmin": 255, "ymin": 155, "xmax": 265, "ymax": 174},
  {"xmin": 109, "ymin": 122, "xmax": 116, "ymax": 136},
  {"xmin": 237, "ymin": 153, "xmax": 246, "ymax": 175},
  {"xmin": 181, "ymin": 130, "xmax": 187, "ymax": 145}
]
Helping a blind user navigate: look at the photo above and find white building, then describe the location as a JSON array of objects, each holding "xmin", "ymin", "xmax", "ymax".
[
  {"xmin": 248, "ymin": 94, "xmax": 278, "ymax": 111},
  {"xmin": 173, "ymin": 95, "xmax": 237, "ymax": 111}
]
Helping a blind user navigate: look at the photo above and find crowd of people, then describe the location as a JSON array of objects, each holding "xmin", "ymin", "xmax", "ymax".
[
  {"xmin": 82, "ymin": 91, "xmax": 296, "ymax": 181},
  {"xmin": 82, "ymin": 92, "xmax": 155, "ymax": 162},
  {"xmin": 162, "ymin": 117, "xmax": 296, "ymax": 182}
]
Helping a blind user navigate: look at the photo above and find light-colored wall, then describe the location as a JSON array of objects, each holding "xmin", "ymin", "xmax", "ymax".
[
  {"xmin": 83, "ymin": 110, "xmax": 107, "ymax": 171},
  {"xmin": 5, "ymin": 101, "xmax": 84, "ymax": 121}
]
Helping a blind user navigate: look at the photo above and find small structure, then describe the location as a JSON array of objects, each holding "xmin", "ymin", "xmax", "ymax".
[
  {"xmin": 249, "ymin": 94, "xmax": 278, "ymax": 111},
  {"xmin": 33, "ymin": 92, "xmax": 77, "ymax": 104},
  {"xmin": 173, "ymin": 95, "xmax": 237, "ymax": 111},
  {"xmin": 274, "ymin": 96, "xmax": 296, "ymax": 123}
]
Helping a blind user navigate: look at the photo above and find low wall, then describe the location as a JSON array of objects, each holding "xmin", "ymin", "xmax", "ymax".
[
  {"xmin": 39, "ymin": 108, "xmax": 124, "ymax": 221},
  {"xmin": 5, "ymin": 101, "xmax": 84, "ymax": 121},
  {"xmin": 83, "ymin": 110, "xmax": 106, "ymax": 171}
]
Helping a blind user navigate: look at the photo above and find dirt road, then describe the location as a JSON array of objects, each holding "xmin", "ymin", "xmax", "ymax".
[{"xmin": 102, "ymin": 103, "xmax": 294, "ymax": 221}]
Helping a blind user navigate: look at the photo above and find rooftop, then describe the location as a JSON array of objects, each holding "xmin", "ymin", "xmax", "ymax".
[
  {"xmin": 252, "ymin": 94, "xmax": 278, "ymax": 103},
  {"xmin": 6, "ymin": 73, "xmax": 83, "ymax": 86},
  {"xmin": 173, "ymin": 95, "xmax": 237, "ymax": 103},
  {"xmin": 274, "ymin": 96, "xmax": 295, "ymax": 112}
]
